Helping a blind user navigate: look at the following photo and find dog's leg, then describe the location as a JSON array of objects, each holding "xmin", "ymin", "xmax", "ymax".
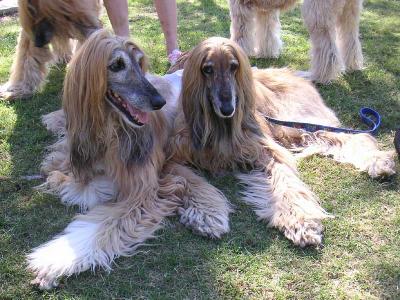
[
  {"xmin": 0, "ymin": 30, "xmax": 53, "ymax": 100},
  {"xmin": 296, "ymin": 132, "xmax": 396, "ymax": 178},
  {"xmin": 337, "ymin": 0, "xmax": 363, "ymax": 71},
  {"xmin": 40, "ymin": 139, "xmax": 70, "ymax": 175},
  {"xmin": 51, "ymin": 38, "xmax": 74, "ymax": 64},
  {"xmin": 164, "ymin": 162, "xmax": 232, "ymax": 238},
  {"xmin": 229, "ymin": 0, "xmax": 257, "ymax": 56},
  {"xmin": 255, "ymin": 9, "xmax": 282, "ymax": 58},
  {"xmin": 27, "ymin": 192, "xmax": 177, "ymax": 289},
  {"xmin": 301, "ymin": 0, "xmax": 344, "ymax": 83},
  {"xmin": 237, "ymin": 168, "xmax": 330, "ymax": 247},
  {"xmin": 39, "ymin": 110, "xmax": 68, "ymax": 174},
  {"xmin": 236, "ymin": 140, "xmax": 331, "ymax": 247},
  {"xmin": 36, "ymin": 171, "xmax": 115, "ymax": 211},
  {"xmin": 42, "ymin": 109, "xmax": 66, "ymax": 136}
]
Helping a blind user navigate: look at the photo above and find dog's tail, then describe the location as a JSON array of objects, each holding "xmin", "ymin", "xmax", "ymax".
[
  {"xmin": 295, "ymin": 131, "xmax": 396, "ymax": 178},
  {"xmin": 166, "ymin": 50, "xmax": 191, "ymax": 74}
]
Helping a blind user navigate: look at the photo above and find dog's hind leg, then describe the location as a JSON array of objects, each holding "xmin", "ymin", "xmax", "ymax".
[
  {"xmin": 0, "ymin": 30, "xmax": 53, "ymax": 100},
  {"xmin": 164, "ymin": 162, "xmax": 232, "ymax": 239},
  {"xmin": 229, "ymin": 0, "xmax": 257, "ymax": 56},
  {"xmin": 296, "ymin": 132, "xmax": 396, "ymax": 179},
  {"xmin": 36, "ymin": 171, "xmax": 115, "ymax": 211},
  {"xmin": 27, "ymin": 190, "xmax": 178, "ymax": 290},
  {"xmin": 337, "ymin": 0, "xmax": 363, "ymax": 72},
  {"xmin": 236, "ymin": 139, "xmax": 331, "ymax": 247},
  {"xmin": 255, "ymin": 9, "xmax": 282, "ymax": 58},
  {"xmin": 42, "ymin": 109, "xmax": 66, "ymax": 136},
  {"xmin": 301, "ymin": 0, "xmax": 344, "ymax": 83},
  {"xmin": 40, "ymin": 138, "xmax": 70, "ymax": 175}
]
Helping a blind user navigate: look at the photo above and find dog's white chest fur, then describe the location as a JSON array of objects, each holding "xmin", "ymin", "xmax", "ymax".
[{"xmin": 160, "ymin": 69, "xmax": 182, "ymax": 116}]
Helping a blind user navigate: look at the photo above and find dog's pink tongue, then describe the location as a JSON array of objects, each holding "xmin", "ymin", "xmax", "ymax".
[{"xmin": 127, "ymin": 105, "xmax": 148, "ymax": 124}]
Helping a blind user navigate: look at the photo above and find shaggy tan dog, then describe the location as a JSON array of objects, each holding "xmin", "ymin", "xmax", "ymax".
[
  {"xmin": 27, "ymin": 30, "xmax": 231, "ymax": 289},
  {"xmin": 0, "ymin": 0, "xmax": 102, "ymax": 100},
  {"xmin": 228, "ymin": 0, "xmax": 364, "ymax": 83},
  {"xmin": 170, "ymin": 37, "xmax": 395, "ymax": 247}
]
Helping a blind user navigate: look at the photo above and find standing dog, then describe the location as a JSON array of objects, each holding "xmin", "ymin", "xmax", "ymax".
[
  {"xmin": 28, "ymin": 30, "xmax": 231, "ymax": 289},
  {"xmin": 228, "ymin": 0, "xmax": 364, "ymax": 83},
  {"xmin": 170, "ymin": 37, "xmax": 395, "ymax": 247},
  {"xmin": 0, "ymin": 0, "xmax": 102, "ymax": 100}
]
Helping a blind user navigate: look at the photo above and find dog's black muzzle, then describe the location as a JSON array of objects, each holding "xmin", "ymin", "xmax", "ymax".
[{"xmin": 141, "ymin": 78, "xmax": 166, "ymax": 110}]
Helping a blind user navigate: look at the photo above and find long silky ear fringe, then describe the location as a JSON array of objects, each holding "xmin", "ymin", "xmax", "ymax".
[{"xmin": 166, "ymin": 50, "xmax": 191, "ymax": 74}]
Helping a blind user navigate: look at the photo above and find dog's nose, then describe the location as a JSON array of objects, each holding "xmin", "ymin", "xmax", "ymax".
[
  {"xmin": 151, "ymin": 94, "xmax": 166, "ymax": 110},
  {"xmin": 220, "ymin": 103, "xmax": 234, "ymax": 117}
]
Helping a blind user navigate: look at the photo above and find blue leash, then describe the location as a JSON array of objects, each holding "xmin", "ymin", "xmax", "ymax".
[{"xmin": 264, "ymin": 107, "xmax": 381, "ymax": 135}]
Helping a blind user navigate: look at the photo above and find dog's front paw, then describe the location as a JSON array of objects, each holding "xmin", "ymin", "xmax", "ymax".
[
  {"xmin": 283, "ymin": 219, "xmax": 323, "ymax": 248},
  {"xmin": 0, "ymin": 83, "xmax": 33, "ymax": 100},
  {"xmin": 30, "ymin": 274, "xmax": 59, "ymax": 290},
  {"xmin": 27, "ymin": 247, "xmax": 63, "ymax": 290},
  {"xmin": 178, "ymin": 206, "xmax": 230, "ymax": 239},
  {"xmin": 367, "ymin": 151, "xmax": 396, "ymax": 178},
  {"xmin": 42, "ymin": 109, "xmax": 66, "ymax": 135},
  {"xmin": 35, "ymin": 170, "xmax": 68, "ymax": 194}
]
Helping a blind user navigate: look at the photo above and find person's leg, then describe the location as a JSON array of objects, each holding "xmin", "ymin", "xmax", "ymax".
[
  {"xmin": 104, "ymin": 0, "xmax": 130, "ymax": 37},
  {"xmin": 153, "ymin": 0, "xmax": 179, "ymax": 55}
]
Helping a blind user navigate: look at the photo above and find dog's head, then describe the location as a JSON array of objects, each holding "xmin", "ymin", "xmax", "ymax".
[
  {"xmin": 181, "ymin": 37, "xmax": 256, "ymax": 148},
  {"xmin": 63, "ymin": 29, "xmax": 164, "ymax": 179},
  {"xmin": 64, "ymin": 29, "xmax": 165, "ymax": 130},
  {"xmin": 105, "ymin": 46, "xmax": 165, "ymax": 127}
]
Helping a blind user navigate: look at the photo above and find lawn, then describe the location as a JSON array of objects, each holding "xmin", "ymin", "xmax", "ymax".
[{"xmin": 0, "ymin": 0, "xmax": 399, "ymax": 299}]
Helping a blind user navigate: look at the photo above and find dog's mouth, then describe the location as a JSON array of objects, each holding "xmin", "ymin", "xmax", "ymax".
[{"xmin": 106, "ymin": 90, "xmax": 148, "ymax": 127}]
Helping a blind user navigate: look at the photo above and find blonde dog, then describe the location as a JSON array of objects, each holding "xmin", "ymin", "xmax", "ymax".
[
  {"xmin": 228, "ymin": 0, "xmax": 364, "ymax": 83},
  {"xmin": 170, "ymin": 37, "xmax": 395, "ymax": 247}
]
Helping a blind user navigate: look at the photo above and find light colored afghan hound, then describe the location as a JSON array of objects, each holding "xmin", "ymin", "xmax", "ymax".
[
  {"xmin": 228, "ymin": 0, "xmax": 364, "ymax": 83},
  {"xmin": 170, "ymin": 37, "xmax": 396, "ymax": 247},
  {"xmin": 0, "ymin": 0, "xmax": 102, "ymax": 100},
  {"xmin": 27, "ymin": 30, "xmax": 231, "ymax": 290}
]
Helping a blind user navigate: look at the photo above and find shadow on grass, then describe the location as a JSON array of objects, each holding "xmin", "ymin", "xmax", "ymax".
[{"xmin": 0, "ymin": 66, "xmax": 76, "ymax": 298}]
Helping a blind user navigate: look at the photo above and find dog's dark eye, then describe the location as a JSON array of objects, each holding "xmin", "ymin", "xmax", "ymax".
[
  {"xmin": 230, "ymin": 62, "xmax": 239, "ymax": 72},
  {"xmin": 202, "ymin": 65, "xmax": 213, "ymax": 75},
  {"xmin": 109, "ymin": 58, "xmax": 125, "ymax": 72}
]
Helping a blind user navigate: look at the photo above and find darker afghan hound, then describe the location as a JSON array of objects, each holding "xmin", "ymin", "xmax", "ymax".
[
  {"xmin": 0, "ymin": 0, "xmax": 102, "ymax": 100},
  {"xmin": 27, "ymin": 30, "xmax": 231, "ymax": 290},
  {"xmin": 228, "ymin": 0, "xmax": 364, "ymax": 83},
  {"xmin": 170, "ymin": 37, "xmax": 395, "ymax": 247}
]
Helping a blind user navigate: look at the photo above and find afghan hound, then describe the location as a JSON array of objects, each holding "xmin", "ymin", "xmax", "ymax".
[
  {"xmin": 0, "ymin": 0, "xmax": 102, "ymax": 100},
  {"xmin": 27, "ymin": 30, "xmax": 231, "ymax": 290},
  {"xmin": 170, "ymin": 37, "xmax": 396, "ymax": 247},
  {"xmin": 228, "ymin": 0, "xmax": 364, "ymax": 83}
]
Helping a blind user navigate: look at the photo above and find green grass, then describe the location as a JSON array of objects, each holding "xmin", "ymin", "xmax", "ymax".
[{"xmin": 0, "ymin": 0, "xmax": 399, "ymax": 299}]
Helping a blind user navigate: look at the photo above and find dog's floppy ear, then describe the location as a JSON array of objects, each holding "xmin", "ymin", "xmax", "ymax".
[
  {"xmin": 190, "ymin": 110, "xmax": 205, "ymax": 150},
  {"xmin": 63, "ymin": 30, "xmax": 114, "ymax": 181},
  {"xmin": 167, "ymin": 50, "xmax": 191, "ymax": 74},
  {"xmin": 181, "ymin": 49, "xmax": 209, "ymax": 150},
  {"xmin": 227, "ymin": 41, "xmax": 258, "ymax": 127}
]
